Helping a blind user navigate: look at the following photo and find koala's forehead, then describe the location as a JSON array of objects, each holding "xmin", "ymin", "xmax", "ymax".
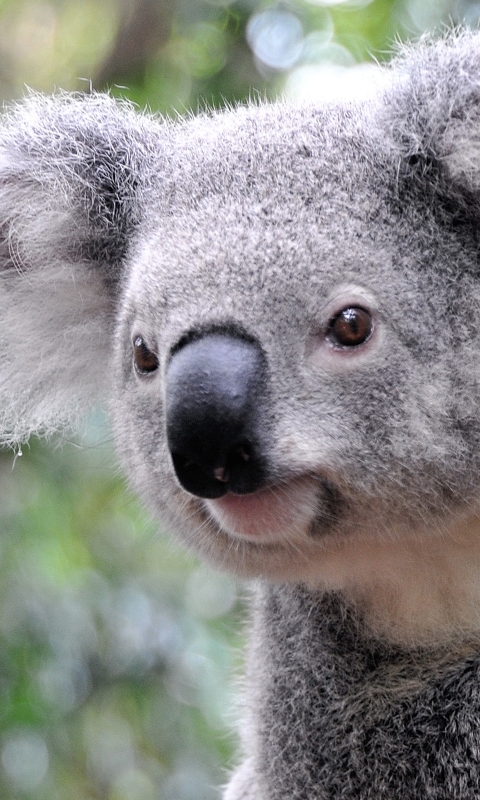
[
  {"xmin": 160, "ymin": 102, "xmax": 383, "ymax": 212},
  {"xmin": 126, "ymin": 101, "xmax": 420, "ymax": 338}
]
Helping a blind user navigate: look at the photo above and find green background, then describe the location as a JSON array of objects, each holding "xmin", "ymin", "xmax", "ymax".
[{"xmin": 0, "ymin": 1, "xmax": 477, "ymax": 798}]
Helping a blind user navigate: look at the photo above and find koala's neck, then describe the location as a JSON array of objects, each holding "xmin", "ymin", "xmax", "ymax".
[
  {"xmin": 247, "ymin": 585, "xmax": 480, "ymax": 800},
  {"xmin": 306, "ymin": 511, "xmax": 480, "ymax": 648}
]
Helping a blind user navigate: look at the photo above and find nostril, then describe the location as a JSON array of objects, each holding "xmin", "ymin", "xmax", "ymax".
[
  {"xmin": 217, "ymin": 440, "xmax": 255, "ymax": 488},
  {"xmin": 214, "ymin": 466, "xmax": 229, "ymax": 483},
  {"xmin": 236, "ymin": 442, "xmax": 251, "ymax": 462},
  {"xmin": 171, "ymin": 452, "xmax": 228, "ymax": 499},
  {"xmin": 224, "ymin": 440, "xmax": 254, "ymax": 484},
  {"xmin": 171, "ymin": 438, "xmax": 260, "ymax": 499}
]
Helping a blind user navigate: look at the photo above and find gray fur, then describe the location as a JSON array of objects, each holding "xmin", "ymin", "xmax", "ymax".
[{"xmin": 2, "ymin": 31, "xmax": 480, "ymax": 799}]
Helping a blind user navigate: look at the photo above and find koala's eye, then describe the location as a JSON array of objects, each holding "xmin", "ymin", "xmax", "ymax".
[
  {"xmin": 327, "ymin": 307, "xmax": 373, "ymax": 348},
  {"xmin": 133, "ymin": 336, "xmax": 159, "ymax": 375}
]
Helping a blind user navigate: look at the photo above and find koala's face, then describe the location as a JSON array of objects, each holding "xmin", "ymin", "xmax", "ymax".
[{"xmin": 112, "ymin": 104, "xmax": 480, "ymax": 582}]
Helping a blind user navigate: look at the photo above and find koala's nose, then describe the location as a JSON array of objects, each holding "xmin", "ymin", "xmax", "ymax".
[{"xmin": 165, "ymin": 334, "xmax": 268, "ymax": 499}]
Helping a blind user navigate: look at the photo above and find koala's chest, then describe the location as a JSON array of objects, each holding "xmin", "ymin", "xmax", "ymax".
[{"xmin": 251, "ymin": 587, "xmax": 480, "ymax": 800}]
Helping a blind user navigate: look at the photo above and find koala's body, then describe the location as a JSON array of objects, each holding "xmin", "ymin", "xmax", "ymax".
[{"xmin": 2, "ymin": 31, "xmax": 480, "ymax": 799}]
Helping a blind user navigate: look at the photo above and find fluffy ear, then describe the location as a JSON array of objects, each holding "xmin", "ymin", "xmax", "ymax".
[
  {"xmin": 0, "ymin": 93, "xmax": 158, "ymax": 446},
  {"xmin": 383, "ymin": 32, "xmax": 480, "ymax": 212}
]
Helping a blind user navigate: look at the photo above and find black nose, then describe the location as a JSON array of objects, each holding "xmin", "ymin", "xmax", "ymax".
[{"xmin": 165, "ymin": 333, "xmax": 268, "ymax": 499}]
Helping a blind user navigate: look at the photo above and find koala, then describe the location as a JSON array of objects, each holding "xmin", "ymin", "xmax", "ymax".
[{"xmin": 3, "ymin": 29, "xmax": 480, "ymax": 799}]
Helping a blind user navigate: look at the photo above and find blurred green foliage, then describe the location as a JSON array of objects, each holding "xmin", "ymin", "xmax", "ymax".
[
  {"xmin": 0, "ymin": 0, "xmax": 479, "ymax": 798},
  {"xmin": 0, "ymin": 0, "xmax": 478, "ymax": 106},
  {"xmin": 0, "ymin": 419, "xmax": 244, "ymax": 799}
]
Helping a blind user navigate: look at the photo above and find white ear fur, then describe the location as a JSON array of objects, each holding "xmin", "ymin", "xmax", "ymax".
[
  {"xmin": 0, "ymin": 260, "xmax": 112, "ymax": 446},
  {"xmin": 0, "ymin": 93, "xmax": 154, "ymax": 446},
  {"xmin": 384, "ymin": 32, "xmax": 480, "ymax": 197}
]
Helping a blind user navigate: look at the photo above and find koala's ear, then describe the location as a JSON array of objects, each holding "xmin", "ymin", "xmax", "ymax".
[
  {"xmin": 383, "ymin": 32, "xmax": 480, "ymax": 208},
  {"xmin": 0, "ymin": 93, "xmax": 157, "ymax": 446}
]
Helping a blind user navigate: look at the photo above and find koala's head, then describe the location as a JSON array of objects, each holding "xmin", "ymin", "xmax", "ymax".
[
  {"xmin": 3, "ymin": 35, "xmax": 480, "ymax": 585},
  {"xmin": 112, "ymin": 37, "xmax": 480, "ymax": 582}
]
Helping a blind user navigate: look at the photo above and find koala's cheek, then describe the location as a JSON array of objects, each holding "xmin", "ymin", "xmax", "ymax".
[{"xmin": 203, "ymin": 475, "xmax": 320, "ymax": 543}]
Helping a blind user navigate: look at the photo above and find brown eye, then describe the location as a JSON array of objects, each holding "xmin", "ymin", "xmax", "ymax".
[
  {"xmin": 133, "ymin": 336, "xmax": 159, "ymax": 375},
  {"xmin": 327, "ymin": 307, "xmax": 373, "ymax": 348}
]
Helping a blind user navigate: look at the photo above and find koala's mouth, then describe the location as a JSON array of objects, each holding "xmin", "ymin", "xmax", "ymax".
[{"xmin": 203, "ymin": 475, "xmax": 332, "ymax": 543}]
